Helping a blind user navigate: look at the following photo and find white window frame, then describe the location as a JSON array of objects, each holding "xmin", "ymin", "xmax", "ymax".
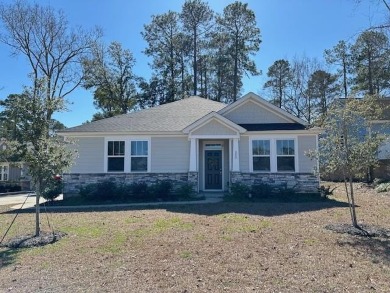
[
  {"xmin": 249, "ymin": 135, "xmax": 298, "ymax": 173},
  {"xmin": 107, "ymin": 140, "xmax": 125, "ymax": 172},
  {"xmin": 104, "ymin": 137, "xmax": 151, "ymax": 173},
  {"xmin": 0, "ymin": 163, "xmax": 9, "ymax": 181},
  {"xmin": 130, "ymin": 140, "xmax": 149, "ymax": 172},
  {"xmin": 251, "ymin": 139, "xmax": 271, "ymax": 172},
  {"xmin": 276, "ymin": 139, "xmax": 296, "ymax": 172}
]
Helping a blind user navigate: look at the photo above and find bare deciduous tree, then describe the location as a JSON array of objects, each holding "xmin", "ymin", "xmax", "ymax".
[{"xmin": 0, "ymin": 0, "xmax": 101, "ymax": 121}]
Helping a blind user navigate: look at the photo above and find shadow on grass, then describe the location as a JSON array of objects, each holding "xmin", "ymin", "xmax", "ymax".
[
  {"xmin": 1, "ymin": 197, "xmax": 350, "ymax": 217},
  {"xmin": 165, "ymin": 198, "xmax": 350, "ymax": 217},
  {"xmin": 339, "ymin": 237, "xmax": 390, "ymax": 266},
  {"xmin": 0, "ymin": 248, "xmax": 19, "ymax": 270}
]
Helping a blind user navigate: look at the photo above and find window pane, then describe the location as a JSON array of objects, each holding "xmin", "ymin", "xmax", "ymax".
[
  {"xmin": 252, "ymin": 140, "xmax": 259, "ymax": 155},
  {"xmin": 277, "ymin": 140, "xmax": 294, "ymax": 155},
  {"xmin": 108, "ymin": 157, "xmax": 124, "ymax": 172},
  {"xmin": 131, "ymin": 141, "xmax": 148, "ymax": 156},
  {"xmin": 262, "ymin": 140, "xmax": 270, "ymax": 155},
  {"xmin": 252, "ymin": 140, "xmax": 270, "ymax": 155},
  {"xmin": 277, "ymin": 157, "xmax": 295, "ymax": 171},
  {"xmin": 131, "ymin": 141, "xmax": 136, "ymax": 155},
  {"xmin": 119, "ymin": 141, "xmax": 125, "ymax": 155},
  {"xmin": 141, "ymin": 141, "xmax": 148, "ymax": 155},
  {"xmin": 131, "ymin": 157, "xmax": 147, "ymax": 171},
  {"xmin": 253, "ymin": 157, "xmax": 270, "ymax": 171},
  {"xmin": 108, "ymin": 141, "xmax": 125, "ymax": 156},
  {"xmin": 113, "ymin": 141, "xmax": 124, "ymax": 156},
  {"xmin": 108, "ymin": 141, "xmax": 113, "ymax": 156}
]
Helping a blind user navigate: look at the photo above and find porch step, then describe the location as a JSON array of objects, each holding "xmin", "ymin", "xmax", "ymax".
[{"xmin": 202, "ymin": 192, "xmax": 224, "ymax": 199}]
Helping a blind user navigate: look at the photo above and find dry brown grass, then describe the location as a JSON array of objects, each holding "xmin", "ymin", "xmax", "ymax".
[{"xmin": 0, "ymin": 182, "xmax": 389, "ymax": 292}]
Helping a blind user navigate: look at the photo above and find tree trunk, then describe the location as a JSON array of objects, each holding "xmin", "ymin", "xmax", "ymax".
[
  {"xmin": 193, "ymin": 28, "xmax": 197, "ymax": 96},
  {"xmin": 343, "ymin": 59, "xmax": 348, "ymax": 98},
  {"xmin": 342, "ymin": 118, "xmax": 359, "ymax": 228},
  {"xmin": 35, "ymin": 181, "xmax": 41, "ymax": 236},
  {"xmin": 349, "ymin": 177, "xmax": 359, "ymax": 228},
  {"xmin": 278, "ymin": 77, "xmax": 282, "ymax": 108},
  {"xmin": 368, "ymin": 50, "xmax": 374, "ymax": 95},
  {"xmin": 233, "ymin": 37, "xmax": 239, "ymax": 102}
]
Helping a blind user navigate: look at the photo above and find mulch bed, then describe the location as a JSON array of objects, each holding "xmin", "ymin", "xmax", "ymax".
[{"xmin": 1, "ymin": 231, "xmax": 66, "ymax": 248}]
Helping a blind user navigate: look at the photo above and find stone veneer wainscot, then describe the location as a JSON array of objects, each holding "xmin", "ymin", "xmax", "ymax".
[
  {"xmin": 230, "ymin": 172, "xmax": 319, "ymax": 193},
  {"xmin": 63, "ymin": 172, "xmax": 195, "ymax": 198}
]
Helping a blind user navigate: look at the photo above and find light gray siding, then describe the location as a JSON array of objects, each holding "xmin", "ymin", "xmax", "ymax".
[
  {"xmin": 151, "ymin": 137, "xmax": 190, "ymax": 172},
  {"xmin": 223, "ymin": 100, "xmax": 291, "ymax": 124},
  {"xmin": 70, "ymin": 137, "xmax": 105, "ymax": 173},
  {"xmin": 192, "ymin": 120, "xmax": 237, "ymax": 136},
  {"xmin": 371, "ymin": 123, "xmax": 390, "ymax": 159},
  {"xmin": 298, "ymin": 135, "xmax": 317, "ymax": 173},
  {"xmin": 239, "ymin": 136, "xmax": 250, "ymax": 172},
  {"xmin": 9, "ymin": 166, "xmax": 21, "ymax": 181}
]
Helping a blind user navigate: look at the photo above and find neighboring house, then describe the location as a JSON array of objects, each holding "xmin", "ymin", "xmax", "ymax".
[
  {"xmin": 371, "ymin": 99, "xmax": 390, "ymax": 179},
  {"xmin": 322, "ymin": 98, "xmax": 390, "ymax": 181},
  {"xmin": 58, "ymin": 92, "xmax": 320, "ymax": 197},
  {"xmin": 0, "ymin": 138, "xmax": 31, "ymax": 191}
]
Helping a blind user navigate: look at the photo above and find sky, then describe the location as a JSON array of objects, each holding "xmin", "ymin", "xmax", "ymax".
[{"xmin": 0, "ymin": 0, "xmax": 388, "ymax": 127}]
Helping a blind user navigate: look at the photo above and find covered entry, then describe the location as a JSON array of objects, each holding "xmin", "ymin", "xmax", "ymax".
[{"xmin": 183, "ymin": 112, "xmax": 246, "ymax": 192}]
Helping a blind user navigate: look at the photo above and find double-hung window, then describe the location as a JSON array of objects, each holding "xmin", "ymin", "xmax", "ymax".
[
  {"xmin": 107, "ymin": 141, "xmax": 125, "ymax": 172},
  {"xmin": 251, "ymin": 138, "xmax": 296, "ymax": 172},
  {"xmin": 252, "ymin": 140, "xmax": 270, "ymax": 171},
  {"xmin": 0, "ymin": 164, "xmax": 8, "ymax": 181},
  {"xmin": 131, "ymin": 141, "xmax": 148, "ymax": 172},
  {"xmin": 276, "ymin": 139, "xmax": 295, "ymax": 172}
]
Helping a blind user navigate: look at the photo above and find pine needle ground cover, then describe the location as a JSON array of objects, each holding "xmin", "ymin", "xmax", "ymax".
[{"xmin": 0, "ymin": 182, "xmax": 389, "ymax": 292}]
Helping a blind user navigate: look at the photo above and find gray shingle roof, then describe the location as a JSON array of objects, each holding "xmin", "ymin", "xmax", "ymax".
[{"xmin": 61, "ymin": 96, "xmax": 227, "ymax": 133}]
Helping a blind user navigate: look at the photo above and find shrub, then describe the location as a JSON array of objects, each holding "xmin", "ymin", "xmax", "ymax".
[
  {"xmin": 124, "ymin": 182, "xmax": 150, "ymax": 201},
  {"xmin": 10, "ymin": 184, "xmax": 22, "ymax": 192},
  {"xmin": 250, "ymin": 183, "xmax": 272, "ymax": 199},
  {"xmin": 375, "ymin": 182, "xmax": 390, "ymax": 193},
  {"xmin": 318, "ymin": 185, "xmax": 337, "ymax": 198},
  {"xmin": 0, "ymin": 183, "xmax": 22, "ymax": 193},
  {"xmin": 373, "ymin": 178, "xmax": 386, "ymax": 187},
  {"xmin": 176, "ymin": 183, "xmax": 195, "ymax": 199},
  {"xmin": 79, "ymin": 180, "xmax": 118, "ymax": 201},
  {"xmin": 150, "ymin": 180, "xmax": 174, "ymax": 200},
  {"xmin": 42, "ymin": 185, "xmax": 62, "ymax": 201},
  {"xmin": 42, "ymin": 177, "xmax": 63, "ymax": 201},
  {"xmin": 229, "ymin": 182, "xmax": 250, "ymax": 200}
]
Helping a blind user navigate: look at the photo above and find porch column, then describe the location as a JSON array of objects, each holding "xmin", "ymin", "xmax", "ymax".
[
  {"xmin": 189, "ymin": 138, "xmax": 197, "ymax": 171},
  {"xmin": 232, "ymin": 138, "xmax": 240, "ymax": 171}
]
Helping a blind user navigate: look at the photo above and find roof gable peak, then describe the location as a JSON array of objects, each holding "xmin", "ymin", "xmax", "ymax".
[{"xmin": 219, "ymin": 92, "xmax": 308, "ymax": 125}]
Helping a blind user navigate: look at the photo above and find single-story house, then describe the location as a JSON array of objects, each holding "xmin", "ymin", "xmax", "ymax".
[{"xmin": 58, "ymin": 92, "xmax": 320, "ymax": 197}]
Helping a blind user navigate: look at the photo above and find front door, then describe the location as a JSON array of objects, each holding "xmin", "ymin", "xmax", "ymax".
[{"xmin": 205, "ymin": 150, "xmax": 222, "ymax": 190}]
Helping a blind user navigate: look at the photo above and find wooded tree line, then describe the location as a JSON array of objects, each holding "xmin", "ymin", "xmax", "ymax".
[
  {"xmin": 264, "ymin": 29, "xmax": 390, "ymax": 125},
  {"xmin": 82, "ymin": 0, "xmax": 261, "ymax": 120},
  {"xmin": 3, "ymin": 0, "xmax": 390, "ymax": 126},
  {"xmin": 80, "ymin": 0, "xmax": 390, "ymax": 124}
]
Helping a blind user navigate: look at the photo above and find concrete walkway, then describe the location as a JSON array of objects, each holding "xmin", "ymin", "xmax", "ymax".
[
  {"xmin": 0, "ymin": 193, "xmax": 223, "ymax": 211},
  {"xmin": 0, "ymin": 193, "xmax": 62, "ymax": 210}
]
